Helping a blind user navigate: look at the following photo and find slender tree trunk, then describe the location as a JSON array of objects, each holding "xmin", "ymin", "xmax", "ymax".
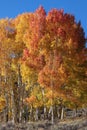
[
  {"xmin": 57, "ymin": 107, "xmax": 60, "ymax": 119},
  {"xmin": 74, "ymin": 105, "xmax": 78, "ymax": 117},
  {"xmin": 35, "ymin": 108, "xmax": 38, "ymax": 121},
  {"xmin": 41, "ymin": 87, "xmax": 47, "ymax": 120},
  {"xmin": 50, "ymin": 52, "xmax": 54, "ymax": 124},
  {"xmin": 17, "ymin": 64, "xmax": 23, "ymax": 123},
  {"xmin": 11, "ymin": 90, "xmax": 15, "ymax": 122},
  {"xmin": 60, "ymin": 106, "xmax": 64, "ymax": 120},
  {"xmin": 30, "ymin": 105, "xmax": 34, "ymax": 121},
  {"xmin": 50, "ymin": 80, "xmax": 54, "ymax": 124}
]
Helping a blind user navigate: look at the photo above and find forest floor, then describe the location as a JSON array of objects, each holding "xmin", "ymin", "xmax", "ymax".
[{"xmin": 0, "ymin": 116, "xmax": 87, "ymax": 130}]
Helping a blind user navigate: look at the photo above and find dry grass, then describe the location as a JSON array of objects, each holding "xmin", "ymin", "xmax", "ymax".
[{"xmin": 0, "ymin": 116, "xmax": 87, "ymax": 130}]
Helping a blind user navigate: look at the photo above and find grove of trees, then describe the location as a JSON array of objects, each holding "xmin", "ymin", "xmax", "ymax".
[{"xmin": 0, "ymin": 6, "xmax": 87, "ymax": 123}]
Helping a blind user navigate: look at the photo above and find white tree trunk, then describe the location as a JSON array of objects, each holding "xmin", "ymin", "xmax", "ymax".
[{"xmin": 61, "ymin": 107, "xmax": 64, "ymax": 120}]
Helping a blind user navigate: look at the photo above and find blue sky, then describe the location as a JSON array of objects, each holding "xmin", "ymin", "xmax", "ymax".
[{"xmin": 0, "ymin": 0, "xmax": 87, "ymax": 38}]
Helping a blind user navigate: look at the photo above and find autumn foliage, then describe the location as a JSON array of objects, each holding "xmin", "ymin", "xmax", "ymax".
[{"xmin": 0, "ymin": 6, "xmax": 87, "ymax": 122}]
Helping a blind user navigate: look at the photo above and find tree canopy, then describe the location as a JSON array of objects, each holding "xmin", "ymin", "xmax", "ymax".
[{"xmin": 0, "ymin": 6, "xmax": 87, "ymax": 123}]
